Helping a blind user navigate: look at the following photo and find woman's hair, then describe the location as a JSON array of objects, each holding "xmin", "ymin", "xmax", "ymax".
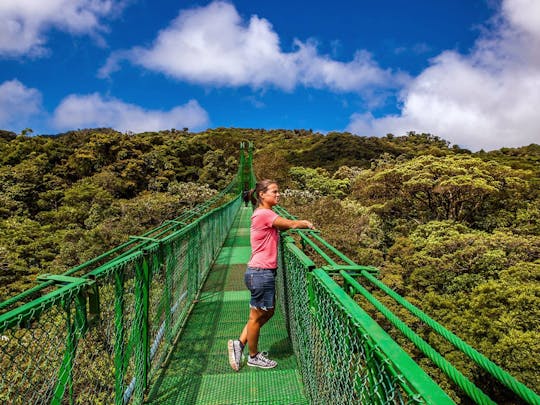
[{"xmin": 244, "ymin": 179, "xmax": 277, "ymax": 207}]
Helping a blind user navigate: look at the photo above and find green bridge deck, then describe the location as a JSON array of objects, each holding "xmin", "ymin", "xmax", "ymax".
[{"xmin": 145, "ymin": 206, "xmax": 309, "ymax": 404}]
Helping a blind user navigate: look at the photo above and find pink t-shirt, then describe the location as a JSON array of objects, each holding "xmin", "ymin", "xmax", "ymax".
[{"xmin": 248, "ymin": 208, "xmax": 279, "ymax": 269}]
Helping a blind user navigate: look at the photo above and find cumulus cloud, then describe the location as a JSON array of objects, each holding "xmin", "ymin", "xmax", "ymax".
[
  {"xmin": 52, "ymin": 93, "xmax": 209, "ymax": 133},
  {"xmin": 99, "ymin": 1, "xmax": 407, "ymax": 94},
  {"xmin": 293, "ymin": 43, "xmax": 409, "ymax": 92},
  {"xmin": 347, "ymin": 0, "xmax": 540, "ymax": 151},
  {"xmin": 0, "ymin": 0, "xmax": 123, "ymax": 57},
  {"xmin": 502, "ymin": 0, "xmax": 540, "ymax": 38},
  {"xmin": 0, "ymin": 79, "xmax": 43, "ymax": 131}
]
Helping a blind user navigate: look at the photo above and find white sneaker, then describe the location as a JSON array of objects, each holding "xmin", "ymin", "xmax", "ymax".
[
  {"xmin": 247, "ymin": 352, "xmax": 277, "ymax": 369},
  {"xmin": 227, "ymin": 339, "xmax": 243, "ymax": 371}
]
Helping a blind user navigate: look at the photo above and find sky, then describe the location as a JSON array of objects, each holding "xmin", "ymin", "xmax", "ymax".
[{"xmin": 1, "ymin": 0, "xmax": 539, "ymax": 151}]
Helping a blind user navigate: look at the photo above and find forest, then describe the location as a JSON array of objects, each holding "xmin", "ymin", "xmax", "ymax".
[{"xmin": 0, "ymin": 127, "xmax": 539, "ymax": 398}]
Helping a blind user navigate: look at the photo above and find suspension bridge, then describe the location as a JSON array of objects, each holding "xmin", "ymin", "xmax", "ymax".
[{"xmin": 1, "ymin": 143, "xmax": 539, "ymax": 404}]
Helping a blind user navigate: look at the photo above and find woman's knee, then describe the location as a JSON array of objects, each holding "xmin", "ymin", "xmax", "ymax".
[
  {"xmin": 247, "ymin": 308, "xmax": 274, "ymax": 330},
  {"xmin": 260, "ymin": 308, "xmax": 274, "ymax": 324},
  {"xmin": 249, "ymin": 308, "xmax": 266, "ymax": 323}
]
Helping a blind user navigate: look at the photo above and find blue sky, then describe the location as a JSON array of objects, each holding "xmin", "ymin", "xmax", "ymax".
[{"xmin": 1, "ymin": 0, "xmax": 539, "ymax": 150}]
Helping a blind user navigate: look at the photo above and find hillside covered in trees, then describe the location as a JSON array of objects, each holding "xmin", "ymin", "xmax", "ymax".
[{"xmin": 1, "ymin": 127, "xmax": 539, "ymax": 399}]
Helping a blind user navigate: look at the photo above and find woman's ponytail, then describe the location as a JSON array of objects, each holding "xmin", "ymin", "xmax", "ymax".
[
  {"xmin": 249, "ymin": 189, "xmax": 257, "ymax": 206},
  {"xmin": 243, "ymin": 189, "xmax": 255, "ymax": 206}
]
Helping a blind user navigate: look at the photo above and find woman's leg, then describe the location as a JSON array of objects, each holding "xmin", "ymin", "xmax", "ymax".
[
  {"xmin": 240, "ymin": 307, "xmax": 274, "ymax": 356},
  {"xmin": 245, "ymin": 269, "xmax": 275, "ymax": 355}
]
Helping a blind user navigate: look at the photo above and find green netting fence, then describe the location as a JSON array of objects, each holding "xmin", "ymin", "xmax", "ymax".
[
  {"xmin": 0, "ymin": 196, "xmax": 242, "ymax": 404},
  {"xmin": 275, "ymin": 206, "xmax": 540, "ymax": 405}
]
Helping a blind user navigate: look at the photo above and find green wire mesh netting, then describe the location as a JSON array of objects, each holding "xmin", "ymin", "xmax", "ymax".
[
  {"xmin": 0, "ymin": 257, "xmax": 137, "ymax": 404},
  {"xmin": 0, "ymin": 195, "xmax": 241, "ymax": 404},
  {"xmin": 277, "ymin": 241, "xmax": 434, "ymax": 405}
]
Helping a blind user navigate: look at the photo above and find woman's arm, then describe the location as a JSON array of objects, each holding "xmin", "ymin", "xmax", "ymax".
[{"xmin": 273, "ymin": 216, "xmax": 314, "ymax": 231}]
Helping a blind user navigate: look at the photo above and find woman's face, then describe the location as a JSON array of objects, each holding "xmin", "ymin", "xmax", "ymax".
[{"xmin": 260, "ymin": 183, "xmax": 280, "ymax": 206}]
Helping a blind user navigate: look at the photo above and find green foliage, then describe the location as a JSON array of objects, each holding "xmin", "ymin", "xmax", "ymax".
[
  {"xmin": 387, "ymin": 221, "xmax": 539, "ymax": 295},
  {"xmin": 198, "ymin": 149, "xmax": 238, "ymax": 189},
  {"xmin": 0, "ymin": 128, "xmax": 235, "ymax": 299},
  {"xmin": 168, "ymin": 181, "xmax": 218, "ymax": 207},
  {"xmin": 289, "ymin": 166, "xmax": 350, "ymax": 197},
  {"xmin": 0, "ymin": 217, "xmax": 58, "ymax": 298},
  {"xmin": 351, "ymin": 154, "xmax": 532, "ymax": 229},
  {"xmin": 281, "ymin": 196, "xmax": 386, "ymax": 265}
]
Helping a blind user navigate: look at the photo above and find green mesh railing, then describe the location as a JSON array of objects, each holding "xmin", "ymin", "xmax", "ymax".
[
  {"xmin": 276, "ymin": 229, "xmax": 451, "ymax": 404},
  {"xmin": 274, "ymin": 205, "xmax": 540, "ymax": 405},
  {"xmin": 0, "ymin": 144, "xmax": 251, "ymax": 404}
]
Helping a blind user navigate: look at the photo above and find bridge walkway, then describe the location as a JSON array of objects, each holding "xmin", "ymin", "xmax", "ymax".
[{"xmin": 145, "ymin": 206, "xmax": 309, "ymax": 404}]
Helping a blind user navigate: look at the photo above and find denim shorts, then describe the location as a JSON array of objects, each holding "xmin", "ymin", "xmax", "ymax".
[{"xmin": 244, "ymin": 267, "xmax": 276, "ymax": 311}]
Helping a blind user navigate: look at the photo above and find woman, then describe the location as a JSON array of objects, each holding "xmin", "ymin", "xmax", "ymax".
[{"xmin": 228, "ymin": 179, "xmax": 314, "ymax": 371}]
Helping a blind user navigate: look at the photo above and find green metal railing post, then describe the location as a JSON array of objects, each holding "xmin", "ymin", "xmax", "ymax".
[
  {"xmin": 87, "ymin": 279, "xmax": 100, "ymax": 327},
  {"xmin": 34, "ymin": 276, "xmax": 89, "ymax": 405},
  {"xmin": 114, "ymin": 266, "xmax": 125, "ymax": 405},
  {"xmin": 193, "ymin": 224, "xmax": 201, "ymax": 293},
  {"xmin": 164, "ymin": 243, "xmax": 173, "ymax": 346},
  {"xmin": 134, "ymin": 251, "xmax": 151, "ymax": 404},
  {"xmin": 52, "ymin": 300, "xmax": 75, "ymax": 405},
  {"xmin": 50, "ymin": 290, "xmax": 85, "ymax": 405},
  {"xmin": 247, "ymin": 142, "xmax": 255, "ymax": 188},
  {"xmin": 239, "ymin": 141, "xmax": 246, "ymax": 194}
]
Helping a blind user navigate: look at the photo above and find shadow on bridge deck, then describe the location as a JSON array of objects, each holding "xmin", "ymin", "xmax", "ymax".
[{"xmin": 145, "ymin": 206, "xmax": 308, "ymax": 405}]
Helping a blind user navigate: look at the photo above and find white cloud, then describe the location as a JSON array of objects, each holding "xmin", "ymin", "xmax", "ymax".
[
  {"xmin": 52, "ymin": 93, "xmax": 209, "ymax": 133},
  {"xmin": 502, "ymin": 0, "xmax": 540, "ymax": 38},
  {"xmin": 0, "ymin": 0, "xmax": 122, "ymax": 57},
  {"xmin": 293, "ymin": 43, "xmax": 409, "ymax": 92},
  {"xmin": 0, "ymin": 79, "xmax": 43, "ymax": 131},
  {"xmin": 100, "ymin": 1, "xmax": 406, "ymax": 94},
  {"xmin": 347, "ymin": 0, "xmax": 540, "ymax": 151}
]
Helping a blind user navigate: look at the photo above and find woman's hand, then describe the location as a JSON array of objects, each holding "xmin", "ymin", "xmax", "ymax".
[{"xmin": 299, "ymin": 220, "xmax": 315, "ymax": 230}]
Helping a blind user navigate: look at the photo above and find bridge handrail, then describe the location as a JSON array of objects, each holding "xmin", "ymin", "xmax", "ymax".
[{"xmin": 357, "ymin": 270, "xmax": 540, "ymax": 405}]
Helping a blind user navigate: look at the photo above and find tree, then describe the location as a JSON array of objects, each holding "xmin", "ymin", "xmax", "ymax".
[
  {"xmin": 351, "ymin": 155, "xmax": 531, "ymax": 228},
  {"xmin": 19, "ymin": 128, "xmax": 33, "ymax": 137},
  {"xmin": 289, "ymin": 166, "xmax": 350, "ymax": 197},
  {"xmin": 198, "ymin": 149, "xmax": 237, "ymax": 189}
]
